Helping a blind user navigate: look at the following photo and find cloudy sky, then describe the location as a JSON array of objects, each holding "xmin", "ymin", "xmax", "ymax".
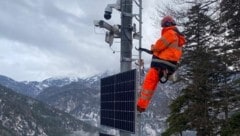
[{"xmin": 0, "ymin": 0, "xmax": 162, "ymax": 81}]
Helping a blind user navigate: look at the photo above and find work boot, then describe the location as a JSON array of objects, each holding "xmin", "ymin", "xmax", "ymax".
[{"xmin": 137, "ymin": 105, "xmax": 145, "ymax": 113}]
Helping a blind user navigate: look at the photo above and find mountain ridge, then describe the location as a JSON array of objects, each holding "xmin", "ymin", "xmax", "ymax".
[
  {"xmin": 0, "ymin": 72, "xmax": 180, "ymax": 135},
  {"xmin": 0, "ymin": 84, "xmax": 99, "ymax": 136}
]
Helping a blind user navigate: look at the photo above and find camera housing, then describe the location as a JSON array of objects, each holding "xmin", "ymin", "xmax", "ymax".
[
  {"xmin": 104, "ymin": 6, "xmax": 112, "ymax": 20},
  {"xmin": 104, "ymin": 0, "xmax": 121, "ymax": 20}
]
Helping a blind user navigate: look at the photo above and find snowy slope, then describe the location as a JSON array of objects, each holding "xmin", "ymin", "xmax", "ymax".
[
  {"xmin": 0, "ymin": 75, "xmax": 82, "ymax": 97},
  {"xmin": 0, "ymin": 71, "xmax": 186, "ymax": 135},
  {"xmin": 0, "ymin": 84, "xmax": 99, "ymax": 136}
]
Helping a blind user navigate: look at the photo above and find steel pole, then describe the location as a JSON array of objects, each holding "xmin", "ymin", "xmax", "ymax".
[
  {"xmin": 120, "ymin": 0, "xmax": 133, "ymax": 73},
  {"xmin": 120, "ymin": 0, "xmax": 133, "ymax": 135},
  {"xmin": 138, "ymin": 0, "xmax": 143, "ymax": 135}
]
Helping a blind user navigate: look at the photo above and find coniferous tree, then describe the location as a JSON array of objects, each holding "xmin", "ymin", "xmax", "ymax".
[
  {"xmin": 162, "ymin": 2, "xmax": 221, "ymax": 135},
  {"xmin": 154, "ymin": 0, "xmax": 240, "ymax": 135},
  {"xmin": 218, "ymin": 0, "xmax": 240, "ymax": 135},
  {"xmin": 220, "ymin": 0, "xmax": 240, "ymax": 71}
]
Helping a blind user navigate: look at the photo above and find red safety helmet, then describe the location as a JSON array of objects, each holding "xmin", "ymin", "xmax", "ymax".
[{"xmin": 161, "ymin": 16, "xmax": 176, "ymax": 27}]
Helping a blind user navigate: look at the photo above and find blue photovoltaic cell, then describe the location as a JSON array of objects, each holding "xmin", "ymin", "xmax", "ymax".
[
  {"xmin": 99, "ymin": 133, "xmax": 114, "ymax": 136},
  {"xmin": 100, "ymin": 69, "xmax": 136, "ymax": 133}
]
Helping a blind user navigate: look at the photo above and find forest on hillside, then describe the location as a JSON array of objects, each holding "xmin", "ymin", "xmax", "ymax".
[{"xmin": 154, "ymin": 0, "xmax": 240, "ymax": 135}]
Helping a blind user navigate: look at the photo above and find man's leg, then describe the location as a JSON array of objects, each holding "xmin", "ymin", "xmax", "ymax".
[{"xmin": 137, "ymin": 67, "xmax": 160, "ymax": 112}]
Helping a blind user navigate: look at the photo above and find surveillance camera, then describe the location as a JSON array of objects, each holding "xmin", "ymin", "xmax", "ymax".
[
  {"xmin": 104, "ymin": 11, "xmax": 112, "ymax": 20},
  {"xmin": 104, "ymin": 0, "xmax": 120, "ymax": 20},
  {"xmin": 104, "ymin": 6, "xmax": 112, "ymax": 20}
]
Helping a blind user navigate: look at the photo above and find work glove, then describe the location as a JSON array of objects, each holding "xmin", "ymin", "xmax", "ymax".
[{"xmin": 150, "ymin": 44, "xmax": 154, "ymax": 51}]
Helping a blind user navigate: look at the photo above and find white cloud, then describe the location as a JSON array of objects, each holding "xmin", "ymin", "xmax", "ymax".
[
  {"xmin": 54, "ymin": 0, "xmax": 85, "ymax": 18},
  {"xmin": 0, "ymin": 0, "xmax": 156, "ymax": 81}
]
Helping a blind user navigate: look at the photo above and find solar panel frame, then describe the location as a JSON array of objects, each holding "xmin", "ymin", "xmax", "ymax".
[
  {"xmin": 99, "ymin": 133, "xmax": 114, "ymax": 136},
  {"xmin": 100, "ymin": 69, "xmax": 137, "ymax": 133}
]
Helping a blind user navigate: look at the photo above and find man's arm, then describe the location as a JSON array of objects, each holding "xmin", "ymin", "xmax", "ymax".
[{"xmin": 152, "ymin": 31, "xmax": 178, "ymax": 53}]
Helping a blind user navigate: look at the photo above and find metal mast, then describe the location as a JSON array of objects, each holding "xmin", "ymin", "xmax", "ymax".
[{"xmin": 120, "ymin": 0, "xmax": 133, "ymax": 73}]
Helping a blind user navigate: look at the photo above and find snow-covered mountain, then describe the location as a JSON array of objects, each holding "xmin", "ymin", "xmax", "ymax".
[
  {"xmin": 0, "ymin": 73, "xmax": 110, "ymax": 124},
  {"xmin": 0, "ymin": 84, "xmax": 99, "ymax": 136},
  {"xmin": 0, "ymin": 75, "xmax": 85, "ymax": 97},
  {"xmin": 36, "ymin": 73, "xmax": 183, "ymax": 135},
  {"xmin": 36, "ymin": 73, "xmax": 109, "ymax": 127},
  {"xmin": 0, "ymin": 75, "xmax": 40, "ymax": 97},
  {"xmin": 0, "ymin": 72, "xmax": 182, "ymax": 135},
  {"xmin": 22, "ymin": 77, "xmax": 80, "ymax": 96}
]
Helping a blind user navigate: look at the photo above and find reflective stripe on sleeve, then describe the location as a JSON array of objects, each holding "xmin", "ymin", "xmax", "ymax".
[
  {"xmin": 152, "ymin": 36, "xmax": 170, "ymax": 52},
  {"xmin": 161, "ymin": 36, "xmax": 171, "ymax": 46},
  {"xmin": 169, "ymin": 41, "xmax": 182, "ymax": 51},
  {"xmin": 153, "ymin": 36, "xmax": 182, "ymax": 52}
]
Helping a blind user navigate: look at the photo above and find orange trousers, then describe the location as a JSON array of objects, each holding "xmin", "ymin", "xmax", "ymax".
[{"xmin": 137, "ymin": 67, "xmax": 160, "ymax": 110}]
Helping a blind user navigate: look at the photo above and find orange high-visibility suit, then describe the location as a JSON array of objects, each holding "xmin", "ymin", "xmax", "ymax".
[{"xmin": 137, "ymin": 26, "xmax": 186, "ymax": 112}]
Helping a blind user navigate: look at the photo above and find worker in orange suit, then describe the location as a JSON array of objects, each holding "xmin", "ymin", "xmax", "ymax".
[{"xmin": 137, "ymin": 16, "xmax": 186, "ymax": 113}]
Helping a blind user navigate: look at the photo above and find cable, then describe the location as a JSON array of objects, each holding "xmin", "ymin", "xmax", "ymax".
[{"xmin": 110, "ymin": 46, "xmax": 120, "ymax": 54}]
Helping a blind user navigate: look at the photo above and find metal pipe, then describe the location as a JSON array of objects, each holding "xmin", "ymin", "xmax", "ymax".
[
  {"xmin": 120, "ymin": 0, "xmax": 133, "ymax": 73},
  {"xmin": 138, "ymin": 1, "xmax": 143, "ymax": 136},
  {"xmin": 120, "ymin": 0, "xmax": 133, "ymax": 136}
]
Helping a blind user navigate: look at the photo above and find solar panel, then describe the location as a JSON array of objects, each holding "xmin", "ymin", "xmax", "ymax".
[
  {"xmin": 100, "ymin": 69, "xmax": 136, "ymax": 133},
  {"xmin": 99, "ymin": 133, "xmax": 114, "ymax": 136}
]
